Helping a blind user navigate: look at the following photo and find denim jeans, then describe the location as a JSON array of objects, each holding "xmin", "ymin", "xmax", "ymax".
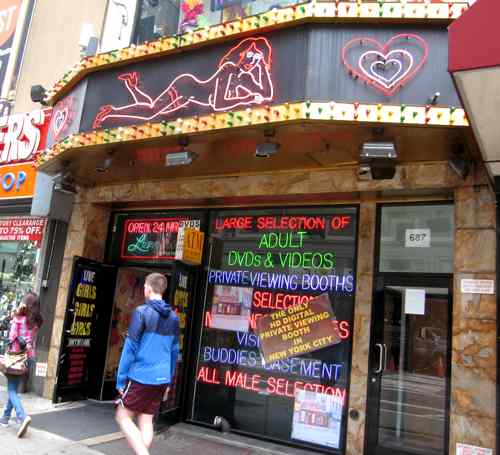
[{"xmin": 3, "ymin": 375, "xmax": 27, "ymax": 421}]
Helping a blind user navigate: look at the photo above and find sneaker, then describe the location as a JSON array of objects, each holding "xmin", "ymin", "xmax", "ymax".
[
  {"xmin": 17, "ymin": 416, "xmax": 31, "ymax": 438},
  {"xmin": 0, "ymin": 416, "xmax": 9, "ymax": 427}
]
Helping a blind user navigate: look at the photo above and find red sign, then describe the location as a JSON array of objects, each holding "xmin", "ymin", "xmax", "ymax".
[
  {"xmin": 0, "ymin": 108, "xmax": 51, "ymax": 164},
  {"xmin": 0, "ymin": 217, "xmax": 46, "ymax": 241},
  {"xmin": 121, "ymin": 217, "xmax": 201, "ymax": 260}
]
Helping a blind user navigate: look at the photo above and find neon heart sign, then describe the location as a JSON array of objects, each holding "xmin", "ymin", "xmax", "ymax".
[
  {"xmin": 53, "ymin": 108, "xmax": 69, "ymax": 139},
  {"xmin": 51, "ymin": 95, "xmax": 76, "ymax": 140},
  {"xmin": 342, "ymin": 34, "xmax": 429, "ymax": 97}
]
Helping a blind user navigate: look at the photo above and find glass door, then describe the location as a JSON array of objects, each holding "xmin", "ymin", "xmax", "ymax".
[{"xmin": 365, "ymin": 276, "xmax": 451, "ymax": 455}]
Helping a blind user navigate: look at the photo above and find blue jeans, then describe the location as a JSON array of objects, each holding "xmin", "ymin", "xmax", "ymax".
[{"xmin": 3, "ymin": 375, "xmax": 26, "ymax": 421}]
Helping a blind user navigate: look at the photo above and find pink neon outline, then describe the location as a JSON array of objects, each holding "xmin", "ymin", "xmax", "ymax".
[
  {"xmin": 52, "ymin": 96, "xmax": 76, "ymax": 139},
  {"xmin": 341, "ymin": 34, "xmax": 429, "ymax": 97},
  {"xmin": 93, "ymin": 37, "xmax": 274, "ymax": 129}
]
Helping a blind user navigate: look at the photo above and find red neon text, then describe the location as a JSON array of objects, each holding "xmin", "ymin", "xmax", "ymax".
[
  {"xmin": 333, "ymin": 320, "xmax": 351, "ymax": 340},
  {"xmin": 215, "ymin": 216, "xmax": 253, "ymax": 231},
  {"xmin": 252, "ymin": 291, "xmax": 315, "ymax": 310},
  {"xmin": 256, "ymin": 216, "xmax": 325, "ymax": 231},
  {"xmin": 330, "ymin": 216, "xmax": 352, "ymax": 230},
  {"xmin": 196, "ymin": 366, "xmax": 346, "ymax": 404},
  {"xmin": 125, "ymin": 218, "xmax": 184, "ymax": 234}
]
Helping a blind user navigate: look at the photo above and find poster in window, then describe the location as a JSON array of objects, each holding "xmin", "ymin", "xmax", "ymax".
[
  {"xmin": 292, "ymin": 389, "xmax": 343, "ymax": 448},
  {"xmin": 100, "ymin": 0, "xmax": 139, "ymax": 53},
  {"xmin": 210, "ymin": 285, "xmax": 252, "ymax": 332}
]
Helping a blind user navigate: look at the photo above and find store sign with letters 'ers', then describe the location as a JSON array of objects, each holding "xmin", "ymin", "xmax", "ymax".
[{"xmin": 0, "ymin": 108, "xmax": 51, "ymax": 199}]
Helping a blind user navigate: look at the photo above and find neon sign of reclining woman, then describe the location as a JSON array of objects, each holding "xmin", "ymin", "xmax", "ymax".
[{"xmin": 93, "ymin": 37, "xmax": 274, "ymax": 129}]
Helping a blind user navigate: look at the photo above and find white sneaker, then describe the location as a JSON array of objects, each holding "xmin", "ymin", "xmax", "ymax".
[{"xmin": 17, "ymin": 416, "xmax": 31, "ymax": 438}]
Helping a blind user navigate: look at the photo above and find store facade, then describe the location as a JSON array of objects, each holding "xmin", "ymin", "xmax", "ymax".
[
  {"xmin": 0, "ymin": 108, "xmax": 51, "ymax": 353},
  {"xmin": 36, "ymin": 2, "xmax": 495, "ymax": 454}
]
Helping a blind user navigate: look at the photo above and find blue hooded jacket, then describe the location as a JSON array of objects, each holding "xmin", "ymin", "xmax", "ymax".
[{"xmin": 116, "ymin": 299, "xmax": 179, "ymax": 391}]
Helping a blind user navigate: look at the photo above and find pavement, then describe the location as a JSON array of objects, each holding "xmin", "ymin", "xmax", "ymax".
[{"xmin": 0, "ymin": 386, "xmax": 316, "ymax": 455}]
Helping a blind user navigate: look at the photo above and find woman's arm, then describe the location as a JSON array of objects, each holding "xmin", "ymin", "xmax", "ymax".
[
  {"xmin": 8, "ymin": 318, "xmax": 19, "ymax": 343},
  {"xmin": 212, "ymin": 72, "xmax": 262, "ymax": 111}
]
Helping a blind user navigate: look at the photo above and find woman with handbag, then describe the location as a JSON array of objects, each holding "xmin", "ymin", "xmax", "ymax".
[{"xmin": 0, "ymin": 292, "xmax": 43, "ymax": 437}]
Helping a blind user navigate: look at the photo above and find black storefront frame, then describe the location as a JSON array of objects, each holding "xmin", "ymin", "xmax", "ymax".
[
  {"xmin": 364, "ymin": 201, "xmax": 454, "ymax": 455},
  {"xmin": 103, "ymin": 208, "xmax": 208, "ymax": 421},
  {"xmin": 184, "ymin": 204, "xmax": 360, "ymax": 455}
]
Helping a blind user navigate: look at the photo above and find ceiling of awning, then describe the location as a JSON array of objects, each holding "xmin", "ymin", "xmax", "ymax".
[{"xmin": 38, "ymin": 122, "xmax": 467, "ymax": 188}]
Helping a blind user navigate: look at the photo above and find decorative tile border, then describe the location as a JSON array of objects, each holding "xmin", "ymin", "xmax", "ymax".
[
  {"xmin": 35, "ymin": 101, "xmax": 469, "ymax": 168},
  {"xmin": 46, "ymin": 1, "xmax": 470, "ymax": 104}
]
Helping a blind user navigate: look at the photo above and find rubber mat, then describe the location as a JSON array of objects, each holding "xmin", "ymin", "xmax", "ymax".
[{"xmin": 31, "ymin": 401, "xmax": 118, "ymax": 441}]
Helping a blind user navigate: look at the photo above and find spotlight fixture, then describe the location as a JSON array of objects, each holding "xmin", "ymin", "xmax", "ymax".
[
  {"xmin": 256, "ymin": 128, "xmax": 280, "ymax": 158},
  {"xmin": 165, "ymin": 137, "xmax": 197, "ymax": 166},
  {"xmin": 359, "ymin": 141, "xmax": 397, "ymax": 180},
  {"xmin": 96, "ymin": 151, "xmax": 114, "ymax": 173},
  {"xmin": 53, "ymin": 168, "xmax": 77, "ymax": 194},
  {"xmin": 30, "ymin": 85, "xmax": 47, "ymax": 105},
  {"xmin": 448, "ymin": 150, "xmax": 471, "ymax": 180},
  {"xmin": 428, "ymin": 92, "xmax": 441, "ymax": 105}
]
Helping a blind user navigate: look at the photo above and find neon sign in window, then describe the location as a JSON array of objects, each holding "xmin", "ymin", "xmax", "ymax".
[{"xmin": 192, "ymin": 207, "xmax": 357, "ymax": 453}]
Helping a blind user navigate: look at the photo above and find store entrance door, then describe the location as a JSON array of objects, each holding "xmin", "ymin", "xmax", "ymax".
[
  {"xmin": 158, "ymin": 261, "xmax": 198, "ymax": 423},
  {"xmin": 365, "ymin": 275, "xmax": 452, "ymax": 455},
  {"xmin": 99, "ymin": 261, "xmax": 199, "ymax": 425}
]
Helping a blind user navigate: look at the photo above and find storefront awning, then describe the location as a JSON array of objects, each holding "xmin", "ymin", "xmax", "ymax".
[{"xmin": 449, "ymin": 0, "xmax": 500, "ymax": 178}]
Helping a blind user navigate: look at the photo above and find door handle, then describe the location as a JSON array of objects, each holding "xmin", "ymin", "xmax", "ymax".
[
  {"xmin": 383, "ymin": 343, "xmax": 388, "ymax": 371},
  {"xmin": 374, "ymin": 343, "xmax": 383, "ymax": 373}
]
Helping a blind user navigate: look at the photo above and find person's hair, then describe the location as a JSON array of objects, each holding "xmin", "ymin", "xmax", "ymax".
[
  {"xmin": 145, "ymin": 273, "xmax": 168, "ymax": 295},
  {"xmin": 15, "ymin": 302, "xmax": 28, "ymax": 317},
  {"xmin": 219, "ymin": 37, "xmax": 273, "ymax": 70},
  {"xmin": 21, "ymin": 292, "xmax": 43, "ymax": 329}
]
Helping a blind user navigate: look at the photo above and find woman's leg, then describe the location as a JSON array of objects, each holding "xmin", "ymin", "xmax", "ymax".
[
  {"xmin": 0, "ymin": 396, "xmax": 13, "ymax": 425},
  {"xmin": 6, "ymin": 376, "xmax": 26, "ymax": 421},
  {"xmin": 2, "ymin": 396, "xmax": 13, "ymax": 416},
  {"xmin": 137, "ymin": 413, "xmax": 154, "ymax": 448}
]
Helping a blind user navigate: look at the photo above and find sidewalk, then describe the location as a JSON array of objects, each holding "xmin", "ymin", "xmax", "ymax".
[
  {"xmin": 94, "ymin": 424, "xmax": 317, "ymax": 455},
  {"xmin": 0, "ymin": 387, "xmax": 316, "ymax": 455},
  {"xmin": 0, "ymin": 425, "xmax": 106, "ymax": 455},
  {"xmin": 0, "ymin": 385, "xmax": 102, "ymax": 454}
]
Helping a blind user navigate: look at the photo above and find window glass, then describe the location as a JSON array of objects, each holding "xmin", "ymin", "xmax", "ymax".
[
  {"xmin": 135, "ymin": 0, "xmax": 181, "ymax": 44},
  {"xmin": 379, "ymin": 205, "xmax": 454, "ymax": 274},
  {"xmin": 0, "ymin": 217, "xmax": 46, "ymax": 352},
  {"xmin": 133, "ymin": 0, "xmax": 475, "ymax": 44},
  {"xmin": 107, "ymin": 211, "xmax": 205, "ymax": 267},
  {"xmin": 191, "ymin": 207, "xmax": 357, "ymax": 453},
  {"xmin": 134, "ymin": 0, "xmax": 308, "ymax": 42}
]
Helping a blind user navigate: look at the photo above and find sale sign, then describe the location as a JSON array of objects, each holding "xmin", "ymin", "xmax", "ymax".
[
  {"xmin": 256, "ymin": 293, "xmax": 342, "ymax": 364},
  {"xmin": 0, "ymin": 216, "xmax": 45, "ymax": 241}
]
